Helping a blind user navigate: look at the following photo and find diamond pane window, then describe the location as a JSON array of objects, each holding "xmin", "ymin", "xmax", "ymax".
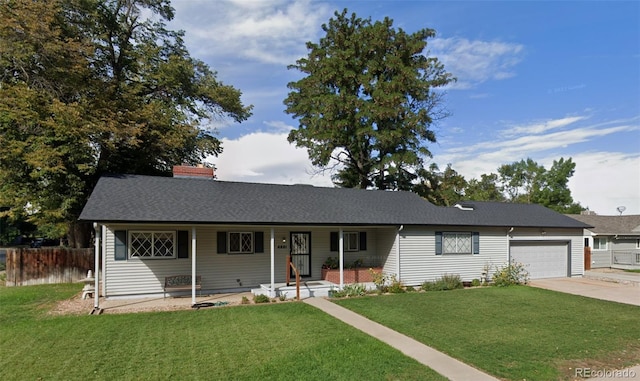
[
  {"xmin": 229, "ymin": 232, "xmax": 253, "ymax": 254},
  {"xmin": 130, "ymin": 231, "xmax": 176, "ymax": 258},
  {"xmin": 443, "ymin": 233, "xmax": 472, "ymax": 254}
]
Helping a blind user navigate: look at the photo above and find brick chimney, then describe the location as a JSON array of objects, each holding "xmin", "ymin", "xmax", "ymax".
[{"xmin": 172, "ymin": 164, "xmax": 215, "ymax": 179}]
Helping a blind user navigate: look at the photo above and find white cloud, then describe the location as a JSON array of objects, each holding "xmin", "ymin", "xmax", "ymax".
[
  {"xmin": 502, "ymin": 116, "xmax": 587, "ymax": 137},
  {"xmin": 170, "ymin": 0, "xmax": 332, "ymax": 65},
  {"xmin": 569, "ymin": 152, "xmax": 640, "ymax": 215},
  {"xmin": 430, "ymin": 37, "xmax": 525, "ymax": 89},
  {"xmin": 209, "ymin": 116, "xmax": 639, "ymax": 215},
  {"xmin": 210, "ymin": 131, "xmax": 334, "ymax": 186},
  {"xmin": 435, "ymin": 115, "xmax": 640, "ymax": 214}
]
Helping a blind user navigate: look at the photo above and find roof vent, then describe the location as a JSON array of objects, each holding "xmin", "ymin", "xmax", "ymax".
[{"xmin": 453, "ymin": 203, "xmax": 474, "ymax": 211}]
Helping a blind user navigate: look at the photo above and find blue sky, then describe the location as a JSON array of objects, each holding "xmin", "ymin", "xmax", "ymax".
[{"xmin": 167, "ymin": 0, "xmax": 639, "ymax": 215}]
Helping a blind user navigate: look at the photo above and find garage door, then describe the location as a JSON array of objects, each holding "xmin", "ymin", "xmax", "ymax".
[{"xmin": 509, "ymin": 242, "xmax": 569, "ymax": 279}]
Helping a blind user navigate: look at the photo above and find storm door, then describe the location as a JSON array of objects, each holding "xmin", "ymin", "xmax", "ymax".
[{"xmin": 290, "ymin": 232, "xmax": 311, "ymax": 277}]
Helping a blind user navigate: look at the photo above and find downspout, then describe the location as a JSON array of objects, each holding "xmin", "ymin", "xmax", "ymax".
[
  {"xmin": 191, "ymin": 226, "xmax": 197, "ymax": 306},
  {"xmin": 396, "ymin": 225, "xmax": 403, "ymax": 280},
  {"xmin": 101, "ymin": 225, "xmax": 106, "ymax": 297},
  {"xmin": 270, "ymin": 228, "xmax": 275, "ymax": 298},
  {"xmin": 93, "ymin": 223, "xmax": 100, "ymax": 312},
  {"xmin": 339, "ymin": 228, "xmax": 344, "ymax": 288}
]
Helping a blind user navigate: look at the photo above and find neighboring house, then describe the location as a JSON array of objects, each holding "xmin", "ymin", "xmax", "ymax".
[
  {"xmin": 566, "ymin": 213, "xmax": 640, "ymax": 270},
  {"xmin": 79, "ymin": 167, "xmax": 589, "ymax": 303}
]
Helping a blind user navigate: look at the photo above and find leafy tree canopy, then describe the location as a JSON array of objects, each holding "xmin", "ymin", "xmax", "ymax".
[
  {"xmin": 284, "ymin": 9, "xmax": 454, "ymax": 190},
  {"xmin": 0, "ymin": 0, "xmax": 252, "ymax": 246},
  {"xmin": 423, "ymin": 157, "xmax": 584, "ymax": 213}
]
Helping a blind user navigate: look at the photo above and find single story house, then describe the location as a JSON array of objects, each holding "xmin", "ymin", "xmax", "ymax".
[
  {"xmin": 567, "ymin": 213, "xmax": 640, "ymax": 270},
  {"xmin": 79, "ymin": 168, "xmax": 590, "ymax": 305}
]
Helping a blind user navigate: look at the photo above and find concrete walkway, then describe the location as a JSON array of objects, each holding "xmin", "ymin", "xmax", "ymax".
[{"xmin": 303, "ymin": 297, "xmax": 498, "ymax": 381}]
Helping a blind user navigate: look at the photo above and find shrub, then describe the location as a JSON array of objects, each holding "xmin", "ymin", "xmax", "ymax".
[
  {"xmin": 471, "ymin": 278, "xmax": 481, "ymax": 287},
  {"xmin": 492, "ymin": 261, "xmax": 529, "ymax": 287},
  {"xmin": 405, "ymin": 285, "xmax": 416, "ymax": 292},
  {"xmin": 387, "ymin": 275, "xmax": 405, "ymax": 294},
  {"xmin": 253, "ymin": 294, "xmax": 271, "ymax": 303},
  {"xmin": 241, "ymin": 296, "xmax": 250, "ymax": 304},
  {"xmin": 322, "ymin": 256, "xmax": 339, "ymax": 269},
  {"xmin": 331, "ymin": 283, "xmax": 368, "ymax": 298},
  {"xmin": 369, "ymin": 268, "xmax": 388, "ymax": 294},
  {"xmin": 421, "ymin": 274, "xmax": 464, "ymax": 291},
  {"xmin": 278, "ymin": 292, "xmax": 288, "ymax": 302}
]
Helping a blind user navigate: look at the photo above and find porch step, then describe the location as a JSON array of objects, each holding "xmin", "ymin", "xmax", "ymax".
[{"xmin": 252, "ymin": 281, "xmax": 338, "ymax": 299}]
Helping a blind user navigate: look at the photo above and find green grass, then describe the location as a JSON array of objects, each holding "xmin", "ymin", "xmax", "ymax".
[
  {"xmin": 623, "ymin": 269, "xmax": 640, "ymax": 273},
  {"xmin": 0, "ymin": 284, "xmax": 445, "ymax": 381},
  {"xmin": 334, "ymin": 287, "xmax": 640, "ymax": 381}
]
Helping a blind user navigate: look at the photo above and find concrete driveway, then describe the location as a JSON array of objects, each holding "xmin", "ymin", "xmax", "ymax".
[{"xmin": 530, "ymin": 277, "xmax": 640, "ymax": 306}]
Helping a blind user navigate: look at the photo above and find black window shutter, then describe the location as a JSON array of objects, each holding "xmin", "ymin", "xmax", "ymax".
[
  {"xmin": 254, "ymin": 231, "xmax": 264, "ymax": 253},
  {"xmin": 217, "ymin": 231, "xmax": 227, "ymax": 254},
  {"xmin": 435, "ymin": 232, "xmax": 442, "ymax": 255},
  {"xmin": 177, "ymin": 231, "xmax": 189, "ymax": 258},
  {"xmin": 330, "ymin": 232, "xmax": 338, "ymax": 252},
  {"xmin": 114, "ymin": 230, "xmax": 127, "ymax": 260},
  {"xmin": 359, "ymin": 232, "xmax": 367, "ymax": 251},
  {"xmin": 472, "ymin": 232, "xmax": 480, "ymax": 254}
]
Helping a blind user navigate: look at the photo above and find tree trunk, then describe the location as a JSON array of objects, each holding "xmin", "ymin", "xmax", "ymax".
[{"xmin": 68, "ymin": 221, "xmax": 92, "ymax": 248}]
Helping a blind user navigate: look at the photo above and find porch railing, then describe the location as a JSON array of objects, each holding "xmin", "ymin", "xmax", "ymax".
[
  {"xmin": 285, "ymin": 255, "xmax": 301, "ymax": 300},
  {"xmin": 612, "ymin": 251, "xmax": 640, "ymax": 266}
]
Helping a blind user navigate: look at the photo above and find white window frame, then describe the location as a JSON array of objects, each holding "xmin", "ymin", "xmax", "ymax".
[
  {"xmin": 442, "ymin": 232, "xmax": 472, "ymax": 255},
  {"xmin": 344, "ymin": 232, "xmax": 359, "ymax": 252},
  {"xmin": 129, "ymin": 231, "xmax": 176, "ymax": 259},
  {"xmin": 593, "ymin": 237, "xmax": 608, "ymax": 250},
  {"xmin": 228, "ymin": 232, "xmax": 254, "ymax": 254}
]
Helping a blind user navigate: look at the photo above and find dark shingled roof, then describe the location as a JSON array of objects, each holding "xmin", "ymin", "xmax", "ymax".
[
  {"xmin": 79, "ymin": 175, "xmax": 589, "ymax": 229},
  {"xmin": 566, "ymin": 214, "xmax": 640, "ymax": 235},
  {"xmin": 431, "ymin": 201, "xmax": 592, "ymax": 228},
  {"xmin": 79, "ymin": 175, "xmax": 438, "ymax": 225}
]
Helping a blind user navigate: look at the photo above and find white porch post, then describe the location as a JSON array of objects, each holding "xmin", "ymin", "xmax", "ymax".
[
  {"xmin": 396, "ymin": 226, "xmax": 402, "ymax": 280},
  {"xmin": 93, "ymin": 223, "xmax": 100, "ymax": 309},
  {"xmin": 270, "ymin": 228, "xmax": 275, "ymax": 298},
  {"xmin": 191, "ymin": 226, "xmax": 197, "ymax": 306},
  {"xmin": 339, "ymin": 228, "xmax": 344, "ymax": 288},
  {"xmin": 101, "ymin": 225, "xmax": 106, "ymax": 297}
]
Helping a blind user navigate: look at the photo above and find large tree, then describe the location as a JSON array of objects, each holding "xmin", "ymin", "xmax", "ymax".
[
  {"xmin": 284, "ymin": 9, "xmax": 454, "ymax": 190},
  {"xmin": 0, "ymin": 0, "xmax": 252, "ymax": 246}
]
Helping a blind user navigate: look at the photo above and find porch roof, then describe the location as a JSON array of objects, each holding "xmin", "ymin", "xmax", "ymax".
[{"xmin": 79, "ymin": 174, "xmax": 590, "ymax": 229}]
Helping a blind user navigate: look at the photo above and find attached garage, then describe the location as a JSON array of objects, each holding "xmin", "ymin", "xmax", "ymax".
[{"xmin": 510, "ymin": 241, "xmax": 570, "ymax": 279}]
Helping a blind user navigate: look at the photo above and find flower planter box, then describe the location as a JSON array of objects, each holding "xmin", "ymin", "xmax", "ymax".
[{"xmin": 321, "ymin": 267, "xmax": 382, "ymax": 284}]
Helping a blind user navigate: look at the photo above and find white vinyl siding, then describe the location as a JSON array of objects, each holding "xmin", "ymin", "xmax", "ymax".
[
  {"xmin": 102, "ymin": 225, "xmax": 385, "ymax": 297},
  {"xmin": 398, "ymin": 227, "xmax": 507, "ymax": 286}
]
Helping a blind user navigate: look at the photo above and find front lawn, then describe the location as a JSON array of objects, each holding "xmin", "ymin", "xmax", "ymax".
[
  {"xmin": 334, "ymin": 286, "xmax": 640, "ymax": 380},
  {"xmin": 0, "ymin": 284, "xmax": 444, "ymax": 381}
]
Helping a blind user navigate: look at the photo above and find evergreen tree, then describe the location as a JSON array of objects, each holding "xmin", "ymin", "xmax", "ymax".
[{"xmin": 284, "ymin": 9, "xmax": 454, "ymax": 190}]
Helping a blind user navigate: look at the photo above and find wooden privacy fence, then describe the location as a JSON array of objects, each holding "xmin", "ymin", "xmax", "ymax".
[{"xmin": 5, "ymin": 248, "xmax": 96, "ymax": 287}]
